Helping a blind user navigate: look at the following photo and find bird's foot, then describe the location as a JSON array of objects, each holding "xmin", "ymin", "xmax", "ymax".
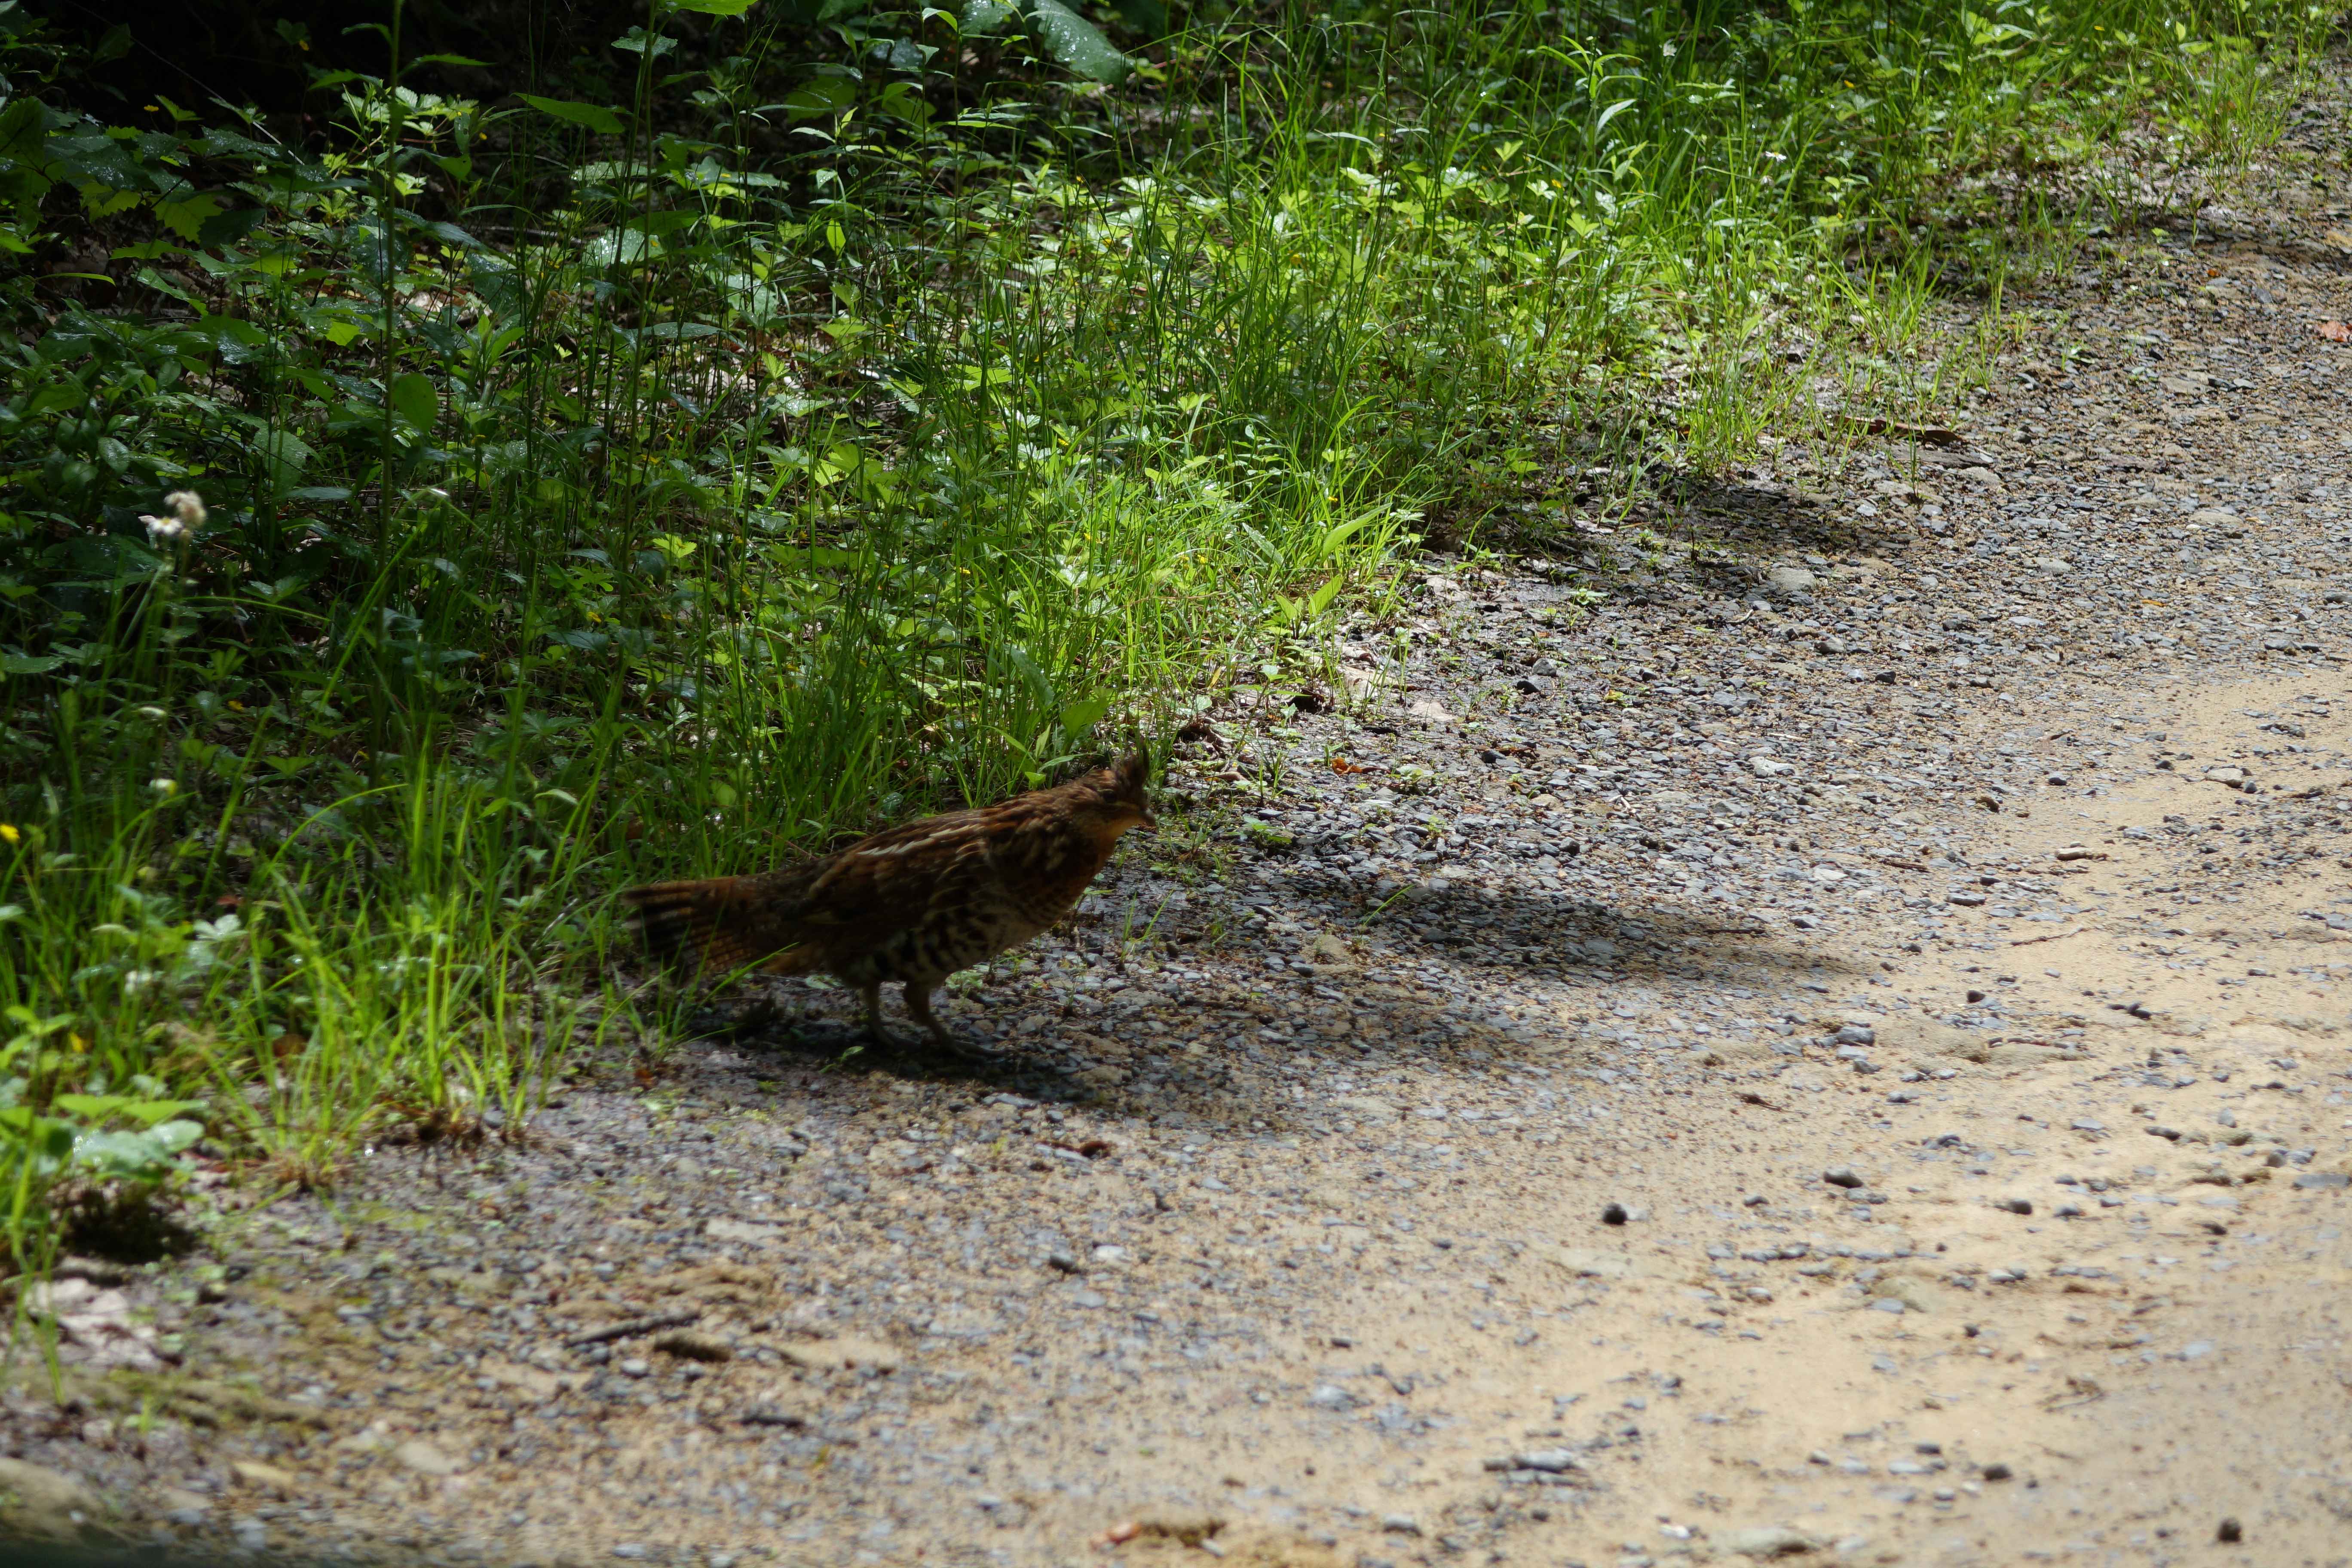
[
  {"xmin": 930, "ymin": 1028, "xmax": 1006, "ymax": 1064},
  {"xmin": 903, "ymin": 984, "xmax": 999, "ymax": 1061}
]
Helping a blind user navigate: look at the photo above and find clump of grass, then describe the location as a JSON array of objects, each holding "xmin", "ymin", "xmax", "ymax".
[{"xmin": 0, "ymin": 0, "xmax": 2331, "ymax": 1269}]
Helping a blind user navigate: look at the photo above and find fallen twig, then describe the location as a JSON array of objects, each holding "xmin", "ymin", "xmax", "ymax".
[
  {"xmin": 1836, "ymin": 414, "xmax": 1963, "ymax": 446},
  {"xmin": 2040, "ymin": 1374, "xmax": 2106, "ymax": 1409},
  {"xmin": 2008, "ymin": 926, "xmax": 2085, "ymax": 946},
  {"xmin": 565, "ymin": 1308, "xmax": 701, "ymax": 1349}
]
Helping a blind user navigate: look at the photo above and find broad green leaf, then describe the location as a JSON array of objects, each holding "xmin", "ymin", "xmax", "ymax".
[
  {"xmin": 70, "ymin": 1123, "xmax": 199, "ymax": 1181},
  {"xmin": 0, "ymin": 96, "xmax": 51, "ymax": 162},
  {"xmin": 2, "ymin": 654, "xmax": 62, "ymax": 675},
  {"xmin": 810, "ymin": 441, "xmax": 867, "ymax": 485},
  {"xmin": 611, "ymin": 27, "xmax": 679, "ymax": 58},
  {"xmin": 782, "ymin": 76, "xmax": 858, "ymax": 117},
  {"xmin": 1319, "ymin": 514, "xmax": 1372, "ymax": 556},
  {"xmin": 389, "ymin": 372, "xmax": 439, "ymax": 434},
  {"xmin": 1026, "ymin": 0, "xmax": 1130, "ymax": 84},
  {"xmin": 1059, "ymin": 692, "xmax": 1113, "ymax": 739},
  {"xmin": 584, "ymin": 228, "xmax": 650, "ymax": 266},
  {"xmin": 4, "ymin": 1114, "xmax": 74, "ymax": 1164},
  {"xmin": 130, "ymin": 1103, "xmax": 206, "ymax": 1130},
  {"xmin": 671, "ymin": 0, "xmax": 758, "ymax": 12},
  {"xmin": 630, "ymin": 321, "xmax": 719, "ymax": 343},
  {"xmin": 1308, "ymin": 573, "xmax": 1345, "ymax": 615},
  {"xmin": 962, "ymin": 0, "xmax": 1018, "ymax": 33},
  {"xmin": 152, "ymin": 1119, "xmax": 205, "ymax": 1152},
  {"xmin": 26, "ymin": 383, "xmax": 86, "ymax": 418},
  {"xmin": 518, "ymin": 95, "xmax": 627, "ymax": 136},
  {"xmin": 196, "ymin": 312, "xmax": 270, "ymax": 363},
  {"xmin": 256, "ymin": 428, "xmax": 314, "ymax": 494},
  {"xmin": 400, "ymin": 213, "xmax": 487, "ymax": 249},
  {"xmin": 53, "ymin": 1093, "xmax": 204, "ymax": 1127},
  {"xmin": 154, "ymin": 191, "xmax": 225, "ymax": 242},
  {"xmin": 134, "ymin": 265, "xmax": 196, "ymax": 303}
]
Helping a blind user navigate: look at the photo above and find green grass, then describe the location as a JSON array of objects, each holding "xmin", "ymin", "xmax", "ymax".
[{"xmin": 0, "ymin": 0, "xmax": 2339, "ymax": 1272}]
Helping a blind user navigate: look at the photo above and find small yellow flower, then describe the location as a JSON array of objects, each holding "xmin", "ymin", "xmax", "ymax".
[
  {"xmin": 70, "ymin": 1033, "xmax": 88, "ymax": 1053},
  {"xmin": 0, "ymin": 824, "xmax": 16, "ymax": 844}
]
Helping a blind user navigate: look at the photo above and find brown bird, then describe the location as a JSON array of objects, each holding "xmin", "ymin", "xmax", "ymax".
[{"xmin": 621, "ymin": 750, "xmax": 1153, "ymax": 1049}]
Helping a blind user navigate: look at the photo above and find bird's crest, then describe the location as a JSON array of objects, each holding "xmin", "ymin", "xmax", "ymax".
[{"xmin": 1109, "ymin": 746, "xmax": 1150, "ymax": 805}]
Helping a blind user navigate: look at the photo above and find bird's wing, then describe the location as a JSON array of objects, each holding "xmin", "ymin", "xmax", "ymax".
[
  {"xmin": 626, "ymin": 802, "xmax": 1032, "ymax": 978},
  {"xmin": 771, "ymin": 808, "xmax": 1001, "ymax": 949}
]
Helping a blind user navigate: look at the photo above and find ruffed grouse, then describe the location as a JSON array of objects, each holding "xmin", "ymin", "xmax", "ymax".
[{"xmin": 622, "ymin": 751, "xmax": 1152, "ymax": 1047}]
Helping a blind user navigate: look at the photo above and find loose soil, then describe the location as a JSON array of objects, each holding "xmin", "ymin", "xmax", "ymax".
[{"xmin": 8, "ymin": 81, "xmax": 2352, "ymax": 1568}]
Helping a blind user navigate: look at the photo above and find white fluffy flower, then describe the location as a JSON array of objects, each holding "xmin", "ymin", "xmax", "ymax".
[{"xmin": 141, "ymin": 489, "xmax": 206, "ymax": 547}]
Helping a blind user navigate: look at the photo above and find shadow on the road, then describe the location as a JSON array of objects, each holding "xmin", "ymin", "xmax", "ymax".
[
  {"xmin": 1497, "ymin": 473, "xmax": 1918, "ymax": 566},
  {"xmin": 639, "ymin": 875, "xmax": 1869, "ymax": 1128},
  {"xmin": 674, "ymin": 997, "xmax": 1093, "ymax": 1101},
  {"xmin": 1360, "ymin": 879, "xmax": 1867, "ymax": 988},
  {"xmin": 1661, "ymin": 475, "xmax": 1908, "ymax": 562}
]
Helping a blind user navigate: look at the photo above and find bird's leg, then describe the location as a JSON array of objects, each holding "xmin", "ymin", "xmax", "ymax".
[
  {"xmin": 902, "ymin": 981, "xmax": 954, "ymax": 1050},
  {"xmin": 859, "ymin": 982, "xmax": 892, "ymax": 1047}
]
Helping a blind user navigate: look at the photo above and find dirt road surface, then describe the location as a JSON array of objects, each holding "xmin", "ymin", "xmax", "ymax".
[{"xmin": 7, "ymin": 83, "xmax": 2352, "ymax": 1568}]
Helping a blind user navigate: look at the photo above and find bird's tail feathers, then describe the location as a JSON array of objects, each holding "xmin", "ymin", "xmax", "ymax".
[{"xmin": 620, "ymin": 876, "xmax": 809, "ymax": 978}]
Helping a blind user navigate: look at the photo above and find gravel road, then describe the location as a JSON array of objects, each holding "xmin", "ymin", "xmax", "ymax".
[{"xmin": 7, "ymin": 83, "xmax": 2352, "ymax": 1568}]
